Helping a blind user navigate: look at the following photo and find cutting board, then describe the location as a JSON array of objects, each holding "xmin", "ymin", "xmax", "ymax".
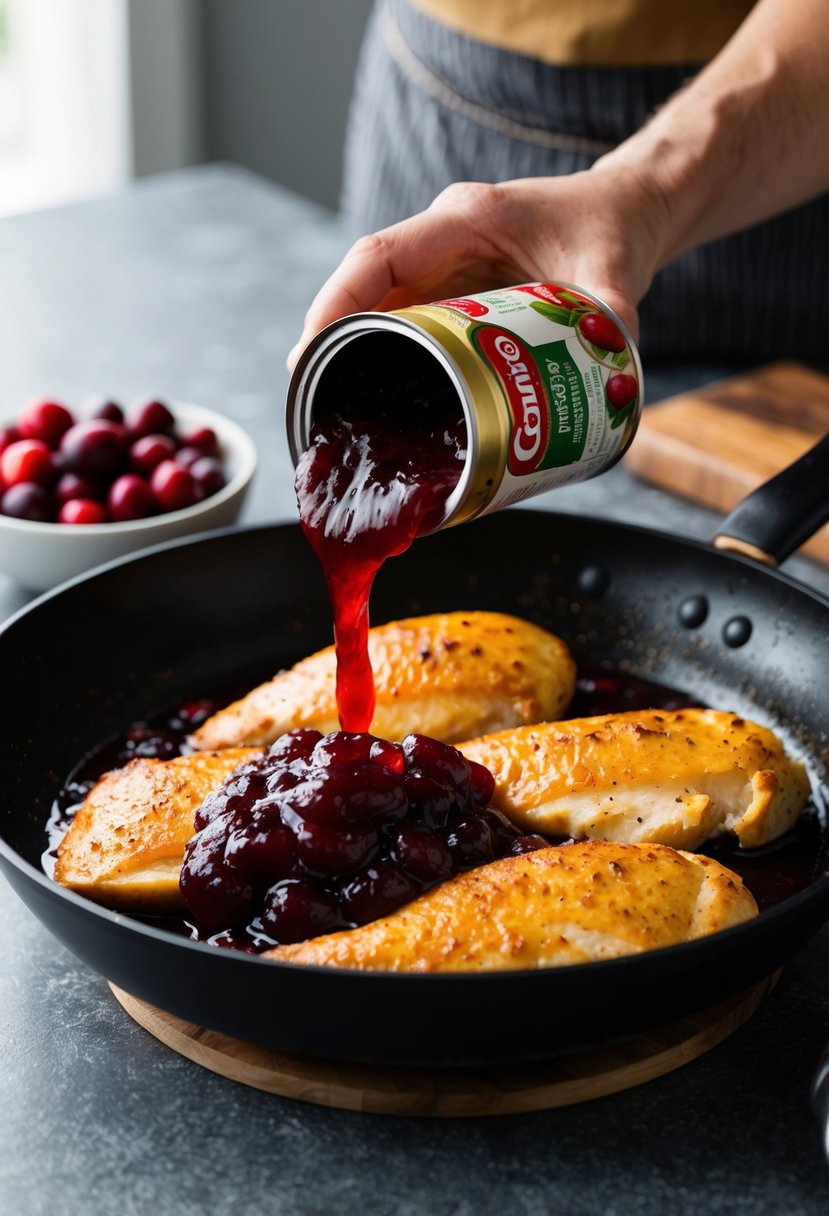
[{"xmin": 625, "ymin": 361, "xmax": 829, "ymax": 564}]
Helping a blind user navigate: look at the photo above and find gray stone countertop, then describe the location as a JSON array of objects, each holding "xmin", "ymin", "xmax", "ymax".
[{"xmin": 1, "ymin": 164, "xmax": 828, "ymax": 1216}]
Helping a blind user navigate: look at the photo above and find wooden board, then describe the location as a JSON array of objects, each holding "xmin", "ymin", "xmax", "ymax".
[
  {"xmin": 625, "ymin": 361, "xmax": 829, "ymax": 564},
  {"xmin": 110, "ymin": 972, "xmax": 778, "ymax": 1117}
]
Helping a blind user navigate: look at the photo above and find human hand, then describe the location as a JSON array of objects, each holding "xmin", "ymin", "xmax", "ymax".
[{"xmin": 288, "ymin": 165, "xmax": 669, "ymax": 368}]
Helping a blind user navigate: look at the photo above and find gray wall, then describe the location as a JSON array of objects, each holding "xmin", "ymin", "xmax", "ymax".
[{"xmin": 202, "ymin": 0, "xmax": 374, "ymax": 210}]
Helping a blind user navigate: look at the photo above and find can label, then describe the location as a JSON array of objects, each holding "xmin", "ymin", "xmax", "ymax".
[{"xmin": 429, "ymin": 282, "xmax": 641, "ymax": 504}]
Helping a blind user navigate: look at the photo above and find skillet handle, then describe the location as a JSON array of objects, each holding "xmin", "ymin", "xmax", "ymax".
[
  {"xmin": 812, "ymin": 1044, "xmax": 829, "ymax": 1164},
  {"xmin": 713, "ymin": 433, "xmax": 829, "ymax": 566}
]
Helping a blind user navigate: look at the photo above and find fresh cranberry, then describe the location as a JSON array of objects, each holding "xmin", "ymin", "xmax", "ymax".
[
  {"xmin": 578, "ymin": 312, "xmax": 627, "ymax": 353},
  {"xmin": 1, "ymin": 482, "xmax": 53, "ymax": 522},
  {"xmin": 340, "ymin": 860, "xmax": 420, "ymax": 926},
  {"xmin": 1, "ymin": 439, "xmax": 54, "ymax": 487},
  {"xmin": 269, "ymin": 729, "xmax": 323, "ymax": 762},
  {"xmin": 126, "ymin": 399, "xmax": 175, "ymax": 440},
  {"xmin": 179, "ymin": 425, "xmax": 219, "ymax": 456},
  {"xmin": 261, "ymin": 879, "xmax": 343, "ymax": 944},
  {"xmin": 60, "ymin": 420, "xmax": 127, "ymax": 477},
  {"xmin": 130, "ymin": 434, "xmax": 176, "ymax": 476},
  {"xmin": 58, "ymin": 498, "xmax": 109, "ymax": 525},
  {"xmin": 174, "ymin": 446, "xmax": 203, "ymax": 471},
  {"xmin": 55, "ymin": 472, "xmax": 103, "ymax": 507},
  {"xmin": 150, "ymin": 460, "xmax": 201, "ymax": 512},
  {"xmin": 87, "ymin": 398, "xmax": 124, "ymax": 424},
  {"xmin": 393, "ymin": 823, "xmax": 452, "ymax": 883},
  {"xmin": 447, "ymin": 817, "xmax": 494, "ymax": 867},
  {"xmin": 108, "ymin": 473, "xmax": 155, "ymax": 521},
  {"xmin": 18, "ymin": 399, "xmax": 74, "ymax": 445},
  {"xmin": 606, "ymin": 373, "xmax": 638, "ymax": 410},
  {"xmin": 0, "ymin": 426, "xmax": 21, "ymax": 456},
  {"xmin": 190, "ymin": 457, "xmax": 226, "ymax": 496}
]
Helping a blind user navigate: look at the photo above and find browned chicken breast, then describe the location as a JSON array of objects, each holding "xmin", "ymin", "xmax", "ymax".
[
  {"xmin": 266, "ymin": 841, "xmax": 758, "ymax": 972},
  {"xmin": 54, "ymin": 748, "xmax": 260, "ymax": 909},
  {"xmin": 459, "ymin": 708, "xmax": 810, "ymax": 850},
  {"xmin": 191, "ymin": 611, "xmax": 575, "ymax": 750}
]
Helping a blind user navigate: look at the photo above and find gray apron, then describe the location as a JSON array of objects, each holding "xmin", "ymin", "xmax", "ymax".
[{"xmin": 342, "ymin": 0, "xmax": 828, "ymax": 362}]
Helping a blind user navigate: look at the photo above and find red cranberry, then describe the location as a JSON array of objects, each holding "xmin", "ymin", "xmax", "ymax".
[
  {"xmin": 261, "ymin": 879, "xmax": 343, "ymax": 944},
  {"xmin": 169, "ymin": 698, "xmax": 216, "ymax": 731},
  {"xmin": 447, "ymin": 817, "xmax": 494, "ymax": 867},
  {"xmin": 120, "ymin": 726, "xmax": 182, "ymax": 761},
  {"xmin": 605, "ymin": 373, "xmax": 638, "ymax": 410},
  {"xmin": 1, "ymin": 482, "xmax": 53, "ymax": 521},
  {"xmin": 294, "ymin": 818, "xmax": 379, "ymax": 876},
  {"xmin": 403, "ymin": 772, "xmax": 455, "ymax": 828},
  {"xmin": 108, "ymin": 473, "xmax": 155, "ymax": 521},
  {"xmin": 1, "ymin": 439, "xmax": 54, "ymax": 487},
  {"xmin": 225, "ymin": 820, "xmax": 297, "ymax": 877},
  {"xmin": 369, "ymin": 739, "xmax": 405, "ymax": 773},
  {"xmin": 126, "ymin": 399, "xmax": 175, "ymax": 440},
  {"xmin": 509, "ymin": 834, "xmax": 550, "ymax": 856},
  {"xmin": 87, "ymin": 398, "xmax": 124, "ymax": 424},
  {"xmin": 55, "ymin": 472, "xmax": 103, "ymax": 506},
  {"xmin": 18, "ymin": 399, "xmax": 74, "ymax": 445},
  {"xmin": 269, "ymin": 729, "xmax": 323, "ymax": 762},
  {"xmin": 58, "ymin": 498, "xmax": 109, "ymax": 525},
  {"xmin": 340, "ymin": 860, "xmax": 420, "ymax": 926},
  {"xmin": 393, "ymin": 823, "xmax": 452, "ymax": 883},
  {"xmin": 130, "ymin": 433, "xmax": 176, "ymax": 476},
  {"xmin": 288, "ymin": 763, "xmax": 408, "ymax": 825},
  {"xmin": 467, "ymin": 760, "xmax": 496, "ymax": 808},
  {"xmin": 180, "ymin": 818, "xmax": 256, "ymax": 929},
  {"xmin": 60, "ymin": 420, "xmax": 127, "ymax": 477},
  {"xmin": 402, "ymin": 734, "xmax": 471, "ymax": 793},
  {"xmin": 179, "ymin": 425, "xmax": 219, "ymax": 456},
  {"xmin": 174, "ymin": 446, "xmax": 203, "ymax": 471},
  {"xmin": 312, "ymin": 731, "xmax": 375, "ymax": 766},
  {"xmin": 0, "ymin": 426, "xmax": 21, "ymax": 456},
  {"xmin": 150, "ymin": 460, "xmax": 201, "ymax": 512},
  {"xmin": 578, "ymin": 312, "xmax": 627, "ymax": 353},
  {"xmin": 190, "ymin": 457, "xmax": 226, "ymax": 496}
]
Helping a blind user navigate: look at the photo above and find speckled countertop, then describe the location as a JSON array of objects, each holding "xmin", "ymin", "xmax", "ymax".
[{"xmin": 1, "ymin": 165, "xmax": 828, "ymax": 1216}]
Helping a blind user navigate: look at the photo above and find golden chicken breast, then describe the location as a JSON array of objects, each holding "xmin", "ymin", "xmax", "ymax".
[
  {"xmin": 191, "ymin": 611, "xmax": 575, "ymax": 750},
  {"xmin": 266, "ymin": 841, "xmax": 758, "ymax": 972},
  {"xmin": 459, "ymin": 708, "xmax": 810, "ymax": 850},
  {"xmin": 54, "ymin": 748, "xmax": 260, "ymax": 910}
]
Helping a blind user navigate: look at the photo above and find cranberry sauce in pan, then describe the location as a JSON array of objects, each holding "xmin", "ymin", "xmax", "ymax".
[
  {"xmin": 46, "ymin": 665, "xmax": 821, "ymax": 954},
  {"xmin": 294, "ymin": 373, "xmax": 465, "ymax": 732}
]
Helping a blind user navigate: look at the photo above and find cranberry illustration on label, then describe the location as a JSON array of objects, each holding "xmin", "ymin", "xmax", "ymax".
[
  {"xmin": 435, "ymin": 297, "xmax": 489, "ymax": 318},
  {"xmin": 606, "ymin": 373, "xmax": 638, "ymax": 411},
  {"xmin": 475, "ymin": 327, "xmax": 550, "ymax": 475},
  {"xmin": 578, "ymin": 311, "xmax": 627, "ymax": 354}
]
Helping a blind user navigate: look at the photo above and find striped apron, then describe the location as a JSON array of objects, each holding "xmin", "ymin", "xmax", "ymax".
[{"xmin": 342, "ymin": 0, "xmax": 828, "ymax": 362}]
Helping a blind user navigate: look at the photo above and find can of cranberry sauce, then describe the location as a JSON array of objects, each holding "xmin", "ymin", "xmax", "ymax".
[{"xmin": 286, "ymin": 282, "xmax": 643, "ymax": 529}]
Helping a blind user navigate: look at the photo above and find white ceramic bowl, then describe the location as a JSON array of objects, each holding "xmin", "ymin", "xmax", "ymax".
[{"xmin": 0, "ymin": 401, "xmax": 257, "ymax": 591}]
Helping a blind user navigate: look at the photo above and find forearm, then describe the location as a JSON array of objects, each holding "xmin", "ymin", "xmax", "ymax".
[{"xmin": 596, "ymin": 0, "xmax": 829, "ymax": 271}]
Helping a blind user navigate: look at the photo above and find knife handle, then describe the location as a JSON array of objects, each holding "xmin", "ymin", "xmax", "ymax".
[{"xmin": 812, "ymin": 1044, "xmax": 829, "ymax": 1162}]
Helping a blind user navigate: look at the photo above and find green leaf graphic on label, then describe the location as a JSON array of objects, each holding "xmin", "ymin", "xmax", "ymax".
[
  {"xmin": 611, "ymin": 350, "xmax": 631, "ymax": 369},
  {"xmin": 609, "ymin": 403, "xmax": 634, "ymax": 428},
  {"xmin": 529, "ymin": 300, "xmax": 579, "ymax": 327}
]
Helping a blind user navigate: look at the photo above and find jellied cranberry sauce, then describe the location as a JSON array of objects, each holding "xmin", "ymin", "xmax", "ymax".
[{"xmin": 179, "ymin": 728, "xmax": 546, "ymax": 946}]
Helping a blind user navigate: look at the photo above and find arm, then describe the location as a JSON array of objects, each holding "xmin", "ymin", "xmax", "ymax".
[{"xmin": 290, "ymin": 0, "xmax": 829, "ymax": 364}]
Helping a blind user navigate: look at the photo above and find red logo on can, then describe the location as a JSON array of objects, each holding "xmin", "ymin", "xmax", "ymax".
[
  {"xmin": 476, "ymin": 327, "xmax": 549, "ymax": 475},
  {"xmin": 435, "ymin": 296, "xmax": 489, "ymax": 318}
]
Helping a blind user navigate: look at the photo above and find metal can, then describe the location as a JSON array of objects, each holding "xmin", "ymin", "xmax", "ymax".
[{"xmin": 287, "ymin": 281, "xmax": 643, "ymax": 530}]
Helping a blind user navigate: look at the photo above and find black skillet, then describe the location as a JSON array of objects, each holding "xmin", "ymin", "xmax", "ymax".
[{"xmin": 1, "ymin": 439, "xmax": 828, "ymax": 1074}]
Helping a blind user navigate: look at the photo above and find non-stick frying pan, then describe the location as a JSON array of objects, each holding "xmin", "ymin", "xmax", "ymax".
[{"xmin": 1, "ymin": 441, "xmax": 828, "ymax": 1074}]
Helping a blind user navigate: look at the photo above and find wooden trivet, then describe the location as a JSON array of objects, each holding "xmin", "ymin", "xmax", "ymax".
[
  {"xmin": 625, "ymin": 360, "xmax": 829, "ymax": 564},
  {"xmin": 109, "ymin": 971, "xmax": 778, "ymax": 1117}
]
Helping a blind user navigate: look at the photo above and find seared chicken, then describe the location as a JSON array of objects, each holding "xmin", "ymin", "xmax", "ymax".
[
  {"xmin": 54, "ymin": 748, "xmax": 260, "ymax": 910},
  {"xmin": 459, "ymin": 708, "xmax": 810, "ymax": 849},
  {"xmin": 266, "ymin": 841, "xmax": 758, "ymax": 972},
  {"xmin": 191, "ymin": 611, "xmax": 575, "ymax": 749}
]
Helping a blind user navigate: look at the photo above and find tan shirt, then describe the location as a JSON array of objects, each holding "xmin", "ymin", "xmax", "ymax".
[{"xmin": 410, "ymin": 0, "xmax": 755, "ymax": 66}]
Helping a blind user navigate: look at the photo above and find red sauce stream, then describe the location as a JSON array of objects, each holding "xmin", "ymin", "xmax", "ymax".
[{"xmin": 294, "ymin": 407, "xmax": 466, "ymax": 730}]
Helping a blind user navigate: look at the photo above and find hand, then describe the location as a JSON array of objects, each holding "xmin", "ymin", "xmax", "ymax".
[{"xmin": 288, "ymin": 165, "xmax": 669, "ymax": 368}]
